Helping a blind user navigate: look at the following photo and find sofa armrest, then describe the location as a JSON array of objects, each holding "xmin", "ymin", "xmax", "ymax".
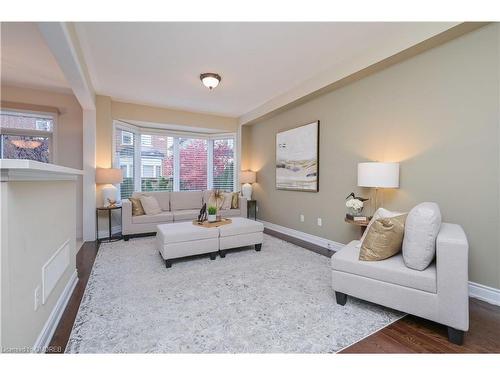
[
  {"xmin": 436, "ymin": 223, "xmax": 469, "ymax": 330},
  {"xmin": 122, "ymin": 199, "xmax": 133, "ymax": 235},
  {"xmin": 239, "ymin": 196, "xmax": 248, "ymax": 218}
]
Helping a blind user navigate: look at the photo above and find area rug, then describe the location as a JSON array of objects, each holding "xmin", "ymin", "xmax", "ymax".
[{"xmin": 66, "ymin": 234, "xmax": 403, "ymax": 353}]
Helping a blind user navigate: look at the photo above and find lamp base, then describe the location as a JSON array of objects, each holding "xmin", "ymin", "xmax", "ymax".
[
  {"xmin": 102, "ymin": 185, "xmax": 118, "ymax": 207},
  {"xmin": 241, "ymin": 183, "xmax": 253, "ymax": 200}
]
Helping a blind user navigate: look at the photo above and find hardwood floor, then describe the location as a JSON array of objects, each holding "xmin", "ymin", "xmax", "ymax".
[
  {"xmin": 47, "ymin": 241, "xmax": 99, "ymax": 353},
  {"xmin": 340, "ymin": 298, "xmax": 500, "ymax": 353},
  {"xmin": 47, "ymin": 237, "xmax": 500, "ymax": 353}
]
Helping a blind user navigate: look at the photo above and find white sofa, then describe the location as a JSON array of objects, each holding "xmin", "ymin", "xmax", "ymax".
[
  {"xmin": 122, "ymin": 190, "xmax": 247, "ymax": 239},
  {"xmin": 331, "ymin": 223, "xmax": 469, "ymax": 345}
]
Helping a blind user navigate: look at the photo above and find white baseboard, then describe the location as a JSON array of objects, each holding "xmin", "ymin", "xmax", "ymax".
[
  {"xmin": 260, "ymin": 219, "xmax": 500, "ymax": 306},
  {"xmin": 259, "ymin": 220, "xmax": 344, "ymax": 252},
  {"xmin": 468, "ymin": 281, "xmax": 500, "ymax": 306},
  {"xmin": 32, "ymin": 269, "xmax": 78, "ymax": 353},
  {"xmin": 97, "ymin": 225, "xmax": 121, "ymax": 240}
]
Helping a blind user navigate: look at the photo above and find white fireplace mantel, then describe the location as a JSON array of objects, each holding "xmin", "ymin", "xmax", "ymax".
[{"xmin": 0, "ymin": 159, "xmax": 84, "ymax": 182}]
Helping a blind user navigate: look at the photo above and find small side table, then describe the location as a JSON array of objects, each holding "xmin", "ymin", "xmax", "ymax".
[
  {"xmin": 344, "ymin": 217, "xmax": 370, "ymax": 238},
  {"xmin": 247, "ymin": 200, "xmax": 257, "ymax": 220},
  {"xmin": 96, "ymin": 206, "xmax": 122, "ymax": 243}
]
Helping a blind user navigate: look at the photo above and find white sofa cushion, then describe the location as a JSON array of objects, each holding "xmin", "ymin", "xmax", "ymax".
[
  {"xmin": 173, "ymin": 209, "xmax": 200, "ymax": 221},
  {"xmin": 139, "ymin": 195, "xmax": 162, "ymax": 215},
  {"xmin": 157, "ymin": 222, "xmax": 219, "ymax": 244},
  {"xmin": 219, "ymin": 217, "xmax": 264, "ymax": 237},
  {"xmin": 132, "ymin": 211, "xmax": 173, "ymax": 224},
  {"xmin": 170, "ymin": 191, "xmax": 203, "ymax": 211},
  {"xmin": 332, "ymin": 240, "xmax": 437, "ymax": 293},
  {"xmin": 403, "ymin": 202, "xmax": 442, "ymax": 270}
]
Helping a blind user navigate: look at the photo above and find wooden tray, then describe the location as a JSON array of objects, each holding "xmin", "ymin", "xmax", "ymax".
[{"xmin": 192, "ymin": 218, "xmax": 232, "ymax": 228}]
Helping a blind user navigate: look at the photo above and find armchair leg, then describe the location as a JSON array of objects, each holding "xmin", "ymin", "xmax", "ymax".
[
  {"xmin": 123, "ymin": 235, "xmax": 130, "ymax": 241},
  {"xmin": 209, "ymin": 252, "xmax": 217, "ymax": 260},
  {"xmin": 447, "ymin": 327, "xmax": 464, "ymax": 345},
  {"xmin": 335, "ymin": 291, "xmax": 347, "ymax": 306}
]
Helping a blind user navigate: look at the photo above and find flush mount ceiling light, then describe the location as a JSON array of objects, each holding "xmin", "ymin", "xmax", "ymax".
[{"xmin": 200, "ymin": 73, "xmax": 221, "ymax": 90}]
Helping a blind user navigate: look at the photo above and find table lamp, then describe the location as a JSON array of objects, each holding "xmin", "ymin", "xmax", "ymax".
[
  {"xmin": 240, "ymin": 170, "xmax": 256, "ymax": 200},
  {"xmin": 96, "ymin": 168, "xmax": 123, "ymax": 207},
  {"xmin": 357, "ymin": 162, "xmax": 399, "ymax": 213}
]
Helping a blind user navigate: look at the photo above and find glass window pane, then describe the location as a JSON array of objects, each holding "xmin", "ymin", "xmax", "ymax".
[
  {"xmin": 1, "ymin": 111, "xmax": 54, "ymax": 132},
  {"xmin": 140, "ymin": 134, "xmax": 173, "ymax": 192},
  {"xmin": 1, "ymin": 134, "xmax": 50, "ymax": 163},
  {"xmin": 179, "ymin": 138, "xmax": 207, "ymax": 191},
  {"xmin": 213, "ymin": 138, "xmax": 234, "ymax": 192},
  {"xmin": 114, "ymin": 128, "xmax": 135, "ymax": 199}
]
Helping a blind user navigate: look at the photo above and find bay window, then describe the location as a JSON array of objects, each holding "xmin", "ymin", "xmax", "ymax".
[{"xmin": 113, "ymin": 123, "xmax": 236, "ymax": 199}]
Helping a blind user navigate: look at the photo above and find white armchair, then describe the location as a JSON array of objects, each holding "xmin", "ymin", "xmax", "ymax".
[{"xmin": 331, "ymin": 223, "xmax": 469, "ymax": 345}]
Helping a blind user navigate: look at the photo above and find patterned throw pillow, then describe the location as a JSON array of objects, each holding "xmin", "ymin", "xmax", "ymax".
[
  {"xmin": 208, "ymin": 194, "xmax": 224, "ymax": 210},
  {"xmin": 359, "ymin": 214, "xmax": 407, "ymax": 261},
  {"xmin": 129, "ymin": 197, "xmax": 145, "ymax": 216},
  {"xmin": 221, "ymin": 192, "xmax": 232, "ymax": 210},
  {"xmin": 231, "ymin": 192, "xmax": 239, "ymax": 209}
]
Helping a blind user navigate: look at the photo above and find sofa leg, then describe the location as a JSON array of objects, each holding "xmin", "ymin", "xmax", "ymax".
[
  {"xmin": 123, "ymin": 235, "xmax": 130, "ymax": 241},
  {"xmin": 219, "ymin": 250, "xmax": 226, "ymax": 258},
  {"xmin": 447, "ymin": 327, "xmax": 464, "ymax": 345},
  {"xmin": 165, "ymin": 259, "xmax": 172, "ymax": 268},
  {"xmin": 210, "ymin": 252, "xmax": 217, "ymax": 261},
  {"xmin": 335, "ymin": 291, "xmax": 347, "ymax": 306},
  {"xmin": 255, "ymin": 243, "xmax": 262, "ymax": 251}
]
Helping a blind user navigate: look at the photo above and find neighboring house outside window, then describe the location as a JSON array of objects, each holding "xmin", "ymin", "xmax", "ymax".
[
  {"xmin": 113, "ymin": 123, "xmax": 236, "ymax": 199},
  {"xmin": 0, "ymin": 110, "xmax": 56, "ymax": 163}
]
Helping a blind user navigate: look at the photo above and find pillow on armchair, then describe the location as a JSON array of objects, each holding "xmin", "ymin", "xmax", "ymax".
[
  {"xmin": 359, "ymin": 214, "xmax": 407, "ymax": 261},
  {"xmin": 403, "ymin": 202, "xmax": 442, "ymax": 270},
  {"xmin": 356, "ymin": 207, "xmax": 404, "ymax": 248}
]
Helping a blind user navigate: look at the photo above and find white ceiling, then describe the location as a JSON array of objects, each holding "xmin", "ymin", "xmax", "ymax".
[
  {"xmin": 74, "ymin": 22, "xmax": 457, "ymax": 118},
  {"xmin": 1, "ymin": 22, "xmax": 459, "ymax": 119},
  {"xmin": 0, "ymin": 22, "xmax": 71, "ymax": 93}
]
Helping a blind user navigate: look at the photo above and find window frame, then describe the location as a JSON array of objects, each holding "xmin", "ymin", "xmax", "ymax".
[
  {"xmin": 112, "ymin": 121, "xmax": 237, "ymax": 196},
  {"xmin": 0, "ymin": 108, "xmax": 58, "ymax": 163}
]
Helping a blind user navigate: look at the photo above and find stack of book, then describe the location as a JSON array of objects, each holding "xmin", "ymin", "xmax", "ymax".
[{"xmin": 346, "ymin": 213, "xmax": 370, "ymax": 222}]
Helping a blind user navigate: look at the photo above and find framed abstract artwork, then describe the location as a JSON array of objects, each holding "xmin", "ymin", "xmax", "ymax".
[{"xmin": 276, "ymin": 120, "xmax": 319, "ymax": 192}]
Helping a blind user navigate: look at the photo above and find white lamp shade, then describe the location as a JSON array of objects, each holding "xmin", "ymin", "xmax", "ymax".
[
  {"xmin": 357, "ymin": 162, "xmax": 399, "ymax": 188},
  {"xmin": 95, "ymin": 168, "xmax": 123, "ymax": 184},
  {"xmin": 240, "ymin": 170, "xmax": 256, "ymax": 184}
]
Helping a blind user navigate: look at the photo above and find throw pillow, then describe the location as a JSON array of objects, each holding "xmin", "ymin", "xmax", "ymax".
[
  {"xmin": 357, "ymin": 207, "xmax": 404, "ymax": 248},
  {"xmin": 359, "ymin": 214, "xmax": 407, "ymax": 261},
  {"xmin": 129, "ymin": 197, "xmax": 145, "ymax": 216},
  {"xmin": 139, "ymin": 195, "xmax": 162, "ymax": 215},
  {"xmin": 221, "ymin": 192, "xmax": 233, "ymax": 210},
  {"xmin": 402, "ymin": 202, "xmax": 442, "ymax": 270},
  {"xmin": 208, "ymin": 193, "xmax": 224, "ymax": 211},
  {"xmin": 231, "ymin": 192, "xmax": 239, "ymax": 209}
]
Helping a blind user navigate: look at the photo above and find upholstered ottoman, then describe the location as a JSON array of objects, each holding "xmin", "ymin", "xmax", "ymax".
[
  {"xmin": 156, "ymin": 222, "xmax": 219, "ymax": 268},
  {"xmin": 218, "ymin": 217, "xmax": 264, "ymax": 257}
]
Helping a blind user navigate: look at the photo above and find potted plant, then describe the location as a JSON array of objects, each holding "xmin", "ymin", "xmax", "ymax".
[{"xmin": 207, "ymin": 206, "xmax": 217, "ymax": 222}]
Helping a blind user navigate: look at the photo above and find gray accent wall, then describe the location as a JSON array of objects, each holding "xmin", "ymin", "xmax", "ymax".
[{"xmin": 242, "ymin": 24, "xmax": 500, "ymax": 289}]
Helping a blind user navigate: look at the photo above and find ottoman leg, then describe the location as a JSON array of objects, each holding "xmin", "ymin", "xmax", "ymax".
[
  {"xmin": 165, "ymin": 259, "xmax": 172, "ymax": 268},
  {"xmin": 219, "ymin": 250, "xmax": 226, "ymax": 258},
  {"xmin": 210, "ymin": 252, "xmax": 217, "ymax": 260},
  {"xmin": 255, "ymin": 243, "xmax": 262, "ymax": 251}
]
